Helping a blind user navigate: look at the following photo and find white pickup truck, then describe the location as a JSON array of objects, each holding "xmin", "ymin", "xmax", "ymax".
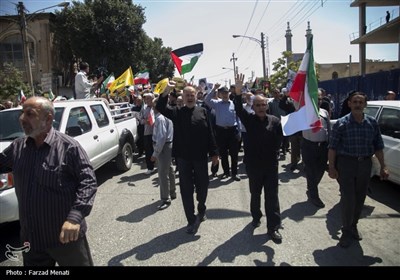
[{"xmin": 0, "ymin": 98, "xmax": 138, "ymax": 224}]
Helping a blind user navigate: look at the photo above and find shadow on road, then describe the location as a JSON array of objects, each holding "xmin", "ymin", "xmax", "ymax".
[
  {"xmin": 198, "ymin": 223, "xmax": 279, "ymax": 266},
  {"xmin": 281, "ymin": 201, "xmax": 319, "ymax": 222},
  {"xmin": 108, "ymin": 228, "xmax": 200, "ymax": 266},
  {"xmin": 116, "ymin": 201, "xmax": 159, "ymax": 223},
  {"xmin": 368, "ymin": 177, "xmax": 400, "ymax": 213},
  {"xmin": 313, "ymin": 242, "xmax": 383, "ymax": 266},
  {"xmin": 202, "ymin": 208, "xmax": 250, "ymax": 220}
]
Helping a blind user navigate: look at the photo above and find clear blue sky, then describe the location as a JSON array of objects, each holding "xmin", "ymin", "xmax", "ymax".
[{"xmin": 1, "ymin": 0, "xmax": 398, "ymax": 85}]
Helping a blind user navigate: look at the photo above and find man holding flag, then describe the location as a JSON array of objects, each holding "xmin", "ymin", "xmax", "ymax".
[
  {"xmin": 75, "ymin": 62, "xmax": 103, "ymax": 99},
  {"xmin": 281, "ymin": 36, "xmax": 330, "ymax": 207},
  {"xmin": 280, "ymin": 36, "xmax": 322, "ymax": 137}
]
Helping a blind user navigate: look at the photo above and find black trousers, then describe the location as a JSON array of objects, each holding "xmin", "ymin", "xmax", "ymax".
[
  {"xmin": 336, "ymin": 156, "xmax": 372, "ymax": 233},
  {"xmin": 177, "ymin": 157, "xmax": 209, "ymax": 225},
  {"xmin": 246, "ymin": 164, "xmax": 281, "ymax": 231},
  {"xmin": 143, "ymin": 135, "xmax": 154, "ymax": 170},
  {"xmin": 216, "ymin": 126, "xmax": 240, "ymax": 176},
  {"xmin": 23, "ymin": 236, "xmax": 93, "ymax": 266},
  {"xmin": 301, "ymin": 140, "xmax": 328, "ymax": 199}
]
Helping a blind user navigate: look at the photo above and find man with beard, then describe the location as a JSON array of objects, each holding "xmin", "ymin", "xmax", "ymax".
[{"xmin": 0, "ymin": 97, "xmax": 97, "ymax": 266}]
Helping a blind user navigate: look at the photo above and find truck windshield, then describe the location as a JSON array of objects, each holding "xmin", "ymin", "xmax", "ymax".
[{"xmin": 0, "ymin": 110, "xmax": 24, "ymax": 141}]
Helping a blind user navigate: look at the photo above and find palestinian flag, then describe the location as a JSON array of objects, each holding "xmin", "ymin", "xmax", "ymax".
[
  {"xmin": 134, "ymin": 70, "xmax": 150, "ymax": 85},
  {"xmin": 170, "ymin": 43, "xmax": 203, "ymax": 75},
  {"xmin": 281, "ymin": 36, "xmax": 322, "ymax": 136}
]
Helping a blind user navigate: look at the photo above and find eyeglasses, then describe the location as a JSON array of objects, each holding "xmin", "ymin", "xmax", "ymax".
[{"xmin": 254, "ymin": 103, "xmax": 267, "ymax": 107}]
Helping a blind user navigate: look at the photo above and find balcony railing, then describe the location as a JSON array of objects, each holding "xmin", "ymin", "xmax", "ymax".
[{"xmin": 349, "ymin": 8, "xmax": 398, "ymax": 41}]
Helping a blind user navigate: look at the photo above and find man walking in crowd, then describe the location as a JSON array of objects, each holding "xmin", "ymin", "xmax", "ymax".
[
  {"xmin": 0, "ymin": 97, "xmax": 98, "ymax": 266},
  {"xmin": 140, "ymin": 92, "xmax": 156, "ymax": 175},
  {"xmin": 205, "ymin": 84, "xmax": 241, "ymax": 181},
  {"xmin": 301, "ymin": 92, "xmax": 330, "ymax": 208},
  {"xmin": 156, "ymin": 81, "xmax": 219, "ymax": 234},
  {"xmin": 151, "ymin": 98, "xmax": 176, "ymax": 210},
  {"xmin": 74, "ymin": 62, "xmax": 103, "ymax": 99},
  {"xmin": 233, "ymin": 73, "xmax": 283, "ymax": 243},
  {"xmin": 384, "ymin": 90, "xmax": 396, "ymax": 100},
  {"xmin": 328, "ymin": 92, "xmax": 389, "ymax": 248}
]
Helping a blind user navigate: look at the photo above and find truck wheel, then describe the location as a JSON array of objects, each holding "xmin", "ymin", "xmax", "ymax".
[{"xmin": 116, "ymin": 142, "xmax": 133, "ymax": 171}]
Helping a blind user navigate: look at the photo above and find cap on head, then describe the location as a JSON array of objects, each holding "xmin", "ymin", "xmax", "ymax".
[{"xmin": 218, "ymin": 86, "xmax": 229, "ymax": 93}]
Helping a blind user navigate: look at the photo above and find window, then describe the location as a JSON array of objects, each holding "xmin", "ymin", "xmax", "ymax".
[
  {"xmin": 0, "ymin": 34, "xmax": 34, "ymax": 70},
  {"xmin": 378, "ymin": 108, "xmax": 400, "ymax": 139},
  {"xmin": 65, "ymin": 107, "xmax": 92, "ymax": 137},
  {"xmin": 364, "ymin": 106, "xmax": 380, "ymax": 118},
  {"xmin": 91, "ymin": 104, "xmax": 109, "ymax": 127}
]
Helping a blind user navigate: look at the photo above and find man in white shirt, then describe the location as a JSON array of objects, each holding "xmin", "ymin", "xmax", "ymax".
[{"xmin": 74, "ymin": 62, "xmax": 102, "ymax": 99}]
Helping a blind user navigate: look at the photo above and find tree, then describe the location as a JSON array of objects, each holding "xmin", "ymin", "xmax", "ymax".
[
  {"xmin": 269, "ymin": 51, "xmax": 300, "ymax": 91},
  {"xmin": 269, "ymin": 51, "xmax": 319, "ymax": 91},
  {"xmin": 52, "ymin": 0, "xmax": 175, "ymax": 85},
  {"xmin": 0, "ymin": 63, "xmax": 30, "ymax": 103}
]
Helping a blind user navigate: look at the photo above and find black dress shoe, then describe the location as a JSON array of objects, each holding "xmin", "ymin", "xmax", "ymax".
[
  {"xmin": 290, "ymin": 163, "xmax": 298, "ymax": 171},
  {"xmin": 251, "ymin": 219, "xmax": 261, "ymax": 228},
  {"xmin": 232, "ymin": 175, "xmax": 241, "ymax": 181},
  {"xmin": 186, "ymin": 221, "xmax": 199, "ymax": 234},
  {"xmin": 220, "ymin": 173, "xmax": 230, "ymax": 179},
  {"xmin": 170, "ymin": 193, "xmax": 177, "ymax": 200},
  {"xmin": 309, "ymin": 197, "xmax": 325, "ymax": 208},
  {"xmin": 267, "ymin": 230, "xmax": 282, "ymax": 242},
  {"xmin": 197, "ymin": 212, "xmax": 207, "ymax": 222},
  {"xmin": 351, "ymin": 227, "xmax": 362, "ymax": 240},
  {"xmin": 158, "ymin": 201, "xmax": 171, "ymax": 210},
  {"xmin": 338, "ymin": 232, "xmax": 352, "ymax": 248}
]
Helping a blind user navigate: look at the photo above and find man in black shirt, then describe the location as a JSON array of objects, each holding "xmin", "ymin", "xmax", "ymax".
[
  {"xmin": 156, "ymin": 82, "xmax": 219, "ymax": 234},
  {"xmin": 233, "ymin": 74, "xmax": 283, "ymax": 243},
  {"xmin": 0, "ymin": 97, "xmax": 97, "ymax": 266}
]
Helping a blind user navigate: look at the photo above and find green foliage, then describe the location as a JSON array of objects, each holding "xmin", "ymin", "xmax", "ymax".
[
  {"xmin": 269, "ymin": 51, "xmax": 320, "ymax": 91},
  {"xmin": 269, "ymin": 51, "xmax": 300, "ymax": 91},
  {"xmin": 0, "ymin": 63, "xmax": 30, "ymax": 103},
  {"xmin": 52, "ymin": 0, "xmax": 174, "ymax": 83}
]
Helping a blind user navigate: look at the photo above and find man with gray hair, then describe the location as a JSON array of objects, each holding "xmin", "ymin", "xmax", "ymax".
[
  {"xmin": 0, "ymin": 97, "xmax": 97, "ymax": 265},
  {"xmin": 234, "ymin": 74, "xmax": 283, "ymax": 243}
]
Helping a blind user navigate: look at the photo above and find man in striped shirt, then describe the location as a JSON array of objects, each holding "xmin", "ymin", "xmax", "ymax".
[{"xmin": 0, "ymin": 97, "xmax": 97, "ymax": 266}]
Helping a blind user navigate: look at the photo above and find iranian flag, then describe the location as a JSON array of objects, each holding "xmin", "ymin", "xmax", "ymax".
[
  {"xmin": 281, "ymin": 36, "xmax": 322, "ymax": 136},
  {"xmin": 170, "ymin": 43, "xmax": 203, "ymax": 75},
  {"xmin": 18, "ymin": 89, "xmax": 26, "ymax": 104},
  {"xmin": 134, "ymin": 70, "xmax": 150, "ymax": 85},
  {"xmin": 100, "ymin": 73, "xmax": 115, "ymax": 95}
]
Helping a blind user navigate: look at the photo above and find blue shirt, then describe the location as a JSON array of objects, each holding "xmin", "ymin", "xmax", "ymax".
[
  {"xmin": 329, "ymin": 113, "xmax": 384, "ymax": 157},
  {"xmin": 152, "ymin": 112, "xmax": 174, "ymax": 158},
  {"xmin": 204, "ymin": 91, "xmax": 237, "ymax": 127}
]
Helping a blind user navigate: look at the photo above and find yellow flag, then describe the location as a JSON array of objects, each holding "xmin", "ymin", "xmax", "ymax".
[
  {"xmin": 108, "ymin": 66, "xmax": 134, "ymax": 94},
  {"xmin": 172, "ymin": 77, "xmax": 185, "ymax": 90},
  {"xmin": 153, "ymin": 78, "xmax": 169, "ymax": 94}
]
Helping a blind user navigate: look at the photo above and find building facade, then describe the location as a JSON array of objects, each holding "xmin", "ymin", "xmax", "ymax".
[{"xmin": 0, "ymin": 13, "xmax": 57, "ymax": 92}]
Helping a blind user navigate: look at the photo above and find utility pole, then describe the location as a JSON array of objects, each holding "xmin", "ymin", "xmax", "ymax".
[
  {"xmin": 260, "ymin": 32, "xmax": 267, "ymax": 81},
  {"xmin": 230, "ymin": 53, "xmax": 238, "ymax": 78},
  {"xmin": 18, "ymin": 2, "xmax": 34, "ymax": 95}
]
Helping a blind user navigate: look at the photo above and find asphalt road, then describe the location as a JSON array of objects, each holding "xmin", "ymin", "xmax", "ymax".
[{"xmin": 1, "ymin": 151, "xmax": 399, "ymax": 267}]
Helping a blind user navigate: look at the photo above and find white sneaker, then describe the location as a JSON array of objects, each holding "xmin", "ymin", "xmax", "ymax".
[{"xmin": 145, "ymin": 169, "xmax": 153, "ymax": 175}]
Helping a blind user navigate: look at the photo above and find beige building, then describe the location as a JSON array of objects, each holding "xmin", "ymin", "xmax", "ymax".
[
  {"xmin": 317, "ymin": 60, "xmax": 399, "ymax": 81},
  {"xmin": 350, "ymin": 0, "xmax": 400, "ymax": 75},
  {"xmin": 0, "ymin": 13, "xmax": 57, "ymax": 92}
]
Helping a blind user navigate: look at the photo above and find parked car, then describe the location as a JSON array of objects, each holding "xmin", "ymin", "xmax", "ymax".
[
  {"xmin": 0, "ymin": 98, "xmax": 138, "ymax": 224},
  {"xmin": 364, "ymin": 101, "xmax": 400, "ymax": 186},
  {"xmin": 330, "ymin": 100, "xmax": 400, "ymax": 185}
]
